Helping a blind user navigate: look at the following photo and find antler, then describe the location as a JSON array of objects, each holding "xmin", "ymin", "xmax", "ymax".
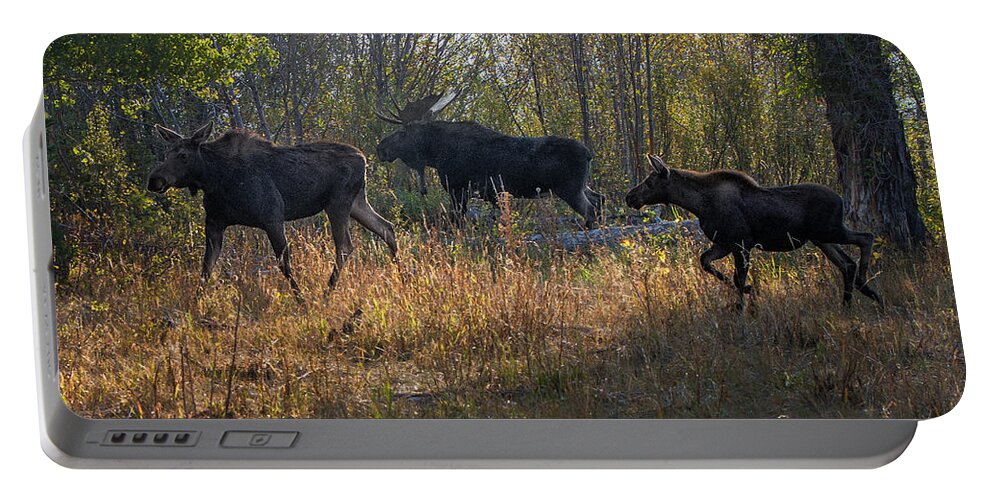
[
  {"xmin": 378, "ymin": 90, "xmax": 460, "ymax": 125},
  {"xmin": 389, "ymin": 94, "xmax": 402, "ymax": 115},
  {"xmin": 429, "ymin": 90, "xmax": 458, "ymax": 114},
  {"xmin": 399, "ymin": 90, "xmax": 459, "ymax": 123},
  {"xmin": 373, "ymin": 107, "xmax": 403, "ymax": 125}
]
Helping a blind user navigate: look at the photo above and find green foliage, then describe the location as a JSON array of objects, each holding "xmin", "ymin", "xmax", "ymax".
[
  {"xmin": 45, "ymin": 34, "xmax": 275, "ymax": 107},
  {"xmin": 68, "ymin": 106, "xmax": 140, "ymax": 222},
  {"xmin": 43, "ymin": 34, "xmax": 942, "ymax": 281}
]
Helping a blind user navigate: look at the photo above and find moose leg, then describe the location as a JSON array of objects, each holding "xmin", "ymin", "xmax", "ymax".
[
  {"xmin": 855, "ymin": 273, "xmax": 883, "ymax": 304},
  {"xmin": 815, "ymin": 242, "xmax": 856, "ymax": 304},
  {"xmin": 844, "ymin": 230, "xmax": 884, "ymax": 305},
  {"xmin": 700, "ymin": 245, "xmax": 736, "ymax": 289},
  {"xmin": 732, "ymin": 248, "xmax": 751, "ymax": 311},
  {"xmin": 326, "ymin": 207, "xmax": 355, "ymax": 290},
  {"xmin": 559, "ymin": 187, "xmax": 597, "ymax": 229},
  {"xmin": 350, "ymin": 192, "xmax": 399, "ymax": 259},
  {"xmin": 201, "ymin": 219, "xmax": 227, "ymax": 281},
  {"xmin": 265, "ymin": 225, "xmax": 301, "ymax": 296},
  {"xmin": 585, "ymin": 186, "xmax": 605, "ymax": 222}
]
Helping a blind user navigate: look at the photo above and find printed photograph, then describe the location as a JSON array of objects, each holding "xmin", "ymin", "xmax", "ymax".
[{"xmin": 44, "ymin": 34, "xmax": 963, "ymax": 419}]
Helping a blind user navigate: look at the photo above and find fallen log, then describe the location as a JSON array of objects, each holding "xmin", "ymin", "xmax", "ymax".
[{"xmin": 524, "ymin": 219, "xmax": 701, "ymax": 251}]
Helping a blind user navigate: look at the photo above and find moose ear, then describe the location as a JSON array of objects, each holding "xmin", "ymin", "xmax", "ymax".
[
  {"xmin": 190, "ymin": 121, "xmax": 214, "ymax": 144},
  {"xmin": 649, "ymin": 155, "xmax": 671, "ymax": 179},
  {"xmin": 155, "ymin": 124, "xmax": 183, "ymax": 144}
]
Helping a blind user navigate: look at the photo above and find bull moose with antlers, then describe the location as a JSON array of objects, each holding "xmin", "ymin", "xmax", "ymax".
[{"xmin": 374, "ymin": 92, "xmax": 605, "ymax": 228}]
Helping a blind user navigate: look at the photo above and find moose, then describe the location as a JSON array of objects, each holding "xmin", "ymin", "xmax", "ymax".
[
  {"xmin": 147, "ymin": 122, "xmax": 398, "ymax": 294},
  {"xmin": 374, "ymin": 92, "xmax": 605, "ymax": 228},
  {"xmin": 625, "ymin": 155, "xmax": 883, "ymax": 310}
]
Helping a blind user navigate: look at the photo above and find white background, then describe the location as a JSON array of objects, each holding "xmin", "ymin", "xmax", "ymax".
[{"xmin": 0, "ymin": 1, "xmax": 988, "ymax": 498}]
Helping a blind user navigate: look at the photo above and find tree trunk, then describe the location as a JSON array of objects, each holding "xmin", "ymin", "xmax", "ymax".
[
  {"xmin": 369, "ymin": 33, "xmax": 388, "ymax": 104},
  {"xmin": 220, "ymin": 82, "xmax": 244, "ymax": 129},
  {"xmin": 644, "ymin": 34, "xmax": 656, "ymax": 157},
  {"xmin": 528, "ymin": 42, "xmax": 548, "ymax": 136},
  {"xmin": 571, "ymin": 34, "xmax": 593, "ymax": 151},
  {"xmin": 212, "ymin": 38, "xmax": 244, "ymax": 130},
  {"xmin": 287, "ymin": 34, "xmax": 305, "ymax": 144},
  {"xmin": 810, "ymin": 34, "xmax": 929, "ymax": 248},
  {"xmin": 614, "ymin": 35, "xmax": 633, "ymax": 183},
  {"xmin": 629, "ymin": 36, "xmax": 644, "ymax": 181},
  {"xmin": 244, "ymin": 70, "xmax": 271, "ymax": 139}
]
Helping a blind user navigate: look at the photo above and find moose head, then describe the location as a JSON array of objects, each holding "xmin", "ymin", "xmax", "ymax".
[
  {"xmin": 148, "ymin": 122, "xmax": 214, "ymax": 195},
  {"xmin": 625, "ymin": 155, "xmax": 674, "ymax": 210},
  {"xmin": 374, "ymin": 91, "xmax": 457, "ymax": 195}
]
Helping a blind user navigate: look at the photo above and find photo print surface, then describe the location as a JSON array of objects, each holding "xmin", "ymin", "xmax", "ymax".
[{"xmin": 45, "ymin": 34, "xmax": 963, "ymax": 419}]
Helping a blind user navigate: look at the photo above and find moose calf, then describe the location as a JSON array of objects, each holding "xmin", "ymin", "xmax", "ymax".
[{"xmin": 626, "ymin": 155, "xmax": 882, "ymax": 310}]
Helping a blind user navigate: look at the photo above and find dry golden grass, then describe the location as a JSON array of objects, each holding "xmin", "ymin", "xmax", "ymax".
[{"xmin": 56, "ymin": 214, "xmax": 964, "ymax": 420}]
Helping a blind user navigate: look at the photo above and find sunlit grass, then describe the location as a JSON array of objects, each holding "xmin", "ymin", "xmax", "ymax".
[{"xmin": 56, "ymin": 212, "xmax": 964, "ymax": 420}]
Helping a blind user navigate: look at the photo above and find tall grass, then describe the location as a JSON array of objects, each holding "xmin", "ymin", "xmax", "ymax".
[{"xmin": 56, "ymin": 209, "xmax": 964, "ymax": 419}]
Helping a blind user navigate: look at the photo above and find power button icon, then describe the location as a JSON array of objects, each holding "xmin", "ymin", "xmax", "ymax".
[{"xmin": 220, "ymin": 431, "xmax": 298, "ymax": 448}]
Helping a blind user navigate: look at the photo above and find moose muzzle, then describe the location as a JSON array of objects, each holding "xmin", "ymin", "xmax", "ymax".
[
  {"xmin": 147, "ymin": 174, "xmax": 169, "ymax": 193},
  {"xmin": 625, "ymin": 190, "xmax": 645, "ymax": 210}
]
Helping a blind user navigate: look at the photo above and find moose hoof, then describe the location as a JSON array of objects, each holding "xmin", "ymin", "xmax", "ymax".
[{"xmin": 742, "ymin": 285, "xmax": 752, "ymax": 294}]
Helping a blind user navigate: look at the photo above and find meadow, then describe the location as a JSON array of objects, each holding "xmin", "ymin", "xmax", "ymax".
[{"xmin": 55, "ymin": 202, "xmax": 964, "ymax": 420}]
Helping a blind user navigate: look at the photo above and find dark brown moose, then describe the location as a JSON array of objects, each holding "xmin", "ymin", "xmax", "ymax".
[
  {"xmin": 148, "ymin": 122, "xmax": 398, "ymax": 294},
  {"xmin": 374, "ymin": 92, "xmax": 604, "ymax": 228},
  {"xmin": 625, "ymin": 155, "xmax": 882, "ymax": 310}
]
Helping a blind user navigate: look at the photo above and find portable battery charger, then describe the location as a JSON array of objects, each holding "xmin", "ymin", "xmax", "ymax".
[{"xmin": 26, "ymin": 33, "xmax": 963, "ymax": 467}]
